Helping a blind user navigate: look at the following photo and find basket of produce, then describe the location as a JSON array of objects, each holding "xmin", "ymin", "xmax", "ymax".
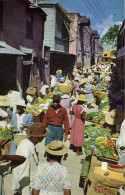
[
  {"xmin": 14, "ymin": 133, "xmax": 28, "ymax": 147},
  {"xmin": 57, "ymin": 84, "xmax": 74, "ymax": 94}
]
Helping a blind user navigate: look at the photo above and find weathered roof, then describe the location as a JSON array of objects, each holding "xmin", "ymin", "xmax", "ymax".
[
  {"xmin": 0, "ymin": 41, "xmax": 26, "ymax": 55},
  {"xmin": 19, "ymin": 46, "xmax": 34, "ymax": 54},
  {"xmin": 38, "ymin": 1, "xmax": 70, "ymax": 23}
]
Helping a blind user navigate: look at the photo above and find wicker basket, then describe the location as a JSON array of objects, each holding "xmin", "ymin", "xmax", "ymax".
[
  {"xmin": 14, "ymin": 134, "xmax": 28, "ymax": 147},
  {"xmin": 58, "ymin": 84, "xmax": 74, "ymax": 94}
]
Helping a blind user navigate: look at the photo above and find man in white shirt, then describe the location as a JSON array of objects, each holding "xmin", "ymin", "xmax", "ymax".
[{"xmin": 12, "ymin": 123, "xmax": 49, "ymax": 195}]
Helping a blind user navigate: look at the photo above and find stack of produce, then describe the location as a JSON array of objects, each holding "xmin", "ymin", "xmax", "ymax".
[
  {"xmin": 26, "ymin": 98, "xmax": 53, "ymax": 116},
  {"xmin": 0, "ymin": 127, "xmax": 12, "ymax": 140},
  {"xmin": 84, "ymin": 125, "xmax": 118, "ymax": 159},
  {"xmin": 86, "ymin": 111, "xmax": 105, "ymax": 125},
  {"xmin": 99, "ymin": 101, "xmax": 110, "ymax": 111},
  {"xmin": 81, "ymin": 160, "xmax": 90, "ymax": 176}
]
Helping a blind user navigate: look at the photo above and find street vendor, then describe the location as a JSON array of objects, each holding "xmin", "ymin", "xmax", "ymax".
[
  {"xmin": 43, "ymin": 95, "xmax": 70, "ymax": 145},
  {"xmin": 10, "ymin": 99, "xmax": 34, "ymax": 155},
  {"xmin": 72, "ymin": 77, "xmax": 80, "ymax": 97},
  {"xmin": 55, "ymin": 69, "xmax": 63, "ymax": 82},
  {"xmin": 0, "ymin": 95, "xmax": 12, "ymax": 129},
  {"xmin": 10, "ymin": 99, "xmax": 33, "ymax": 132},
  {"xmin": 12, "ymin": 123, "xmax": 49, "ymax": 195},
  {"xmin": 40, "ymin": 85, "xmax": 49, "ymax": 98},
  {"xmin": 26, "ymin": 87, "xmax": 36, "ymax": 108}
]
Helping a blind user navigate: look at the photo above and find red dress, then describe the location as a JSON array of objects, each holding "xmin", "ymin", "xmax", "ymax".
[{"xmin": 70, "ymin": 104, "xmax": 85, "ymax": 147}]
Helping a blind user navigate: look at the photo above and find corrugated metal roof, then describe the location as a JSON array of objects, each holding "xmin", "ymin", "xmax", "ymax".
[{"xmin": 0, "ymin": 41, "xmax": 26, "ymax": 55}]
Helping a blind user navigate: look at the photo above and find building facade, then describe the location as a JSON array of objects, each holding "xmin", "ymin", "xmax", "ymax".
[
  {"xmin": 117, "ymin": 19, "xmax": 125, "ymax": 89},
  {"xmin": 0, "ymin": 0, "xmax": 46, "ymax": 96},
  {"xmin": 38, "ymin": 2, "xmax": 76, "ymax": 76}
]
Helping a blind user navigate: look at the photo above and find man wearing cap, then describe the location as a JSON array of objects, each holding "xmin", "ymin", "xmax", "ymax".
[
  {"xmin": 12, "ymin": 123, "xmax": 49, "ymax": 195},
  {"xmin": 43, "ymin": 95, "xmax": 70, "ymax": 145}
]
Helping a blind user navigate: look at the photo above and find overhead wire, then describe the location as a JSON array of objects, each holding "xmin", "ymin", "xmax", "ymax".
[
  {"xmin": 82, "ymin": 0, "xmax": 110, "ymax": 29},
  {"xmin": 92, "ymin": 0, "xmax": 112, "ymax": 28},
  {"xmin": 95, "ymin": 0, "xmax": 113, "ymax": 27}
]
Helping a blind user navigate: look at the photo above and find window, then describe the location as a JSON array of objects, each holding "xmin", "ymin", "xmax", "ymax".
[
  {"xmin": 0, "ymin": 1, "xmax": 3, "ymax": 31},
  {"xmin": 104, "ymin": 54, "xmax": 107, "ymax": 56},
  {"xmin": 25, "ymin": 8, "xmax": 33, "ymax": 39}
]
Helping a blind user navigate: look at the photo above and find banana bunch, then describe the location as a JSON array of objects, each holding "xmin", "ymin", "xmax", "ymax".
[{"xmin": 112, "ymin": 132, "xmax": 119, "ymax": 138}]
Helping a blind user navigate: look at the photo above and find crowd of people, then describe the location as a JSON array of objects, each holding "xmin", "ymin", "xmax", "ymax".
[{"xmin": 0, "ymin": 62, "xmax": 125, "ymax": 194}]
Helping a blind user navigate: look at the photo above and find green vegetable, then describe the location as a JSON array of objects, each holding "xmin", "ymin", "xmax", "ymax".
[
  {"xmin": 0, "ymin": 129, "xmax": 12, "ymax": 140},
  {"xmin": 82, "ymin": 161, "xmax": 90, "ymax": 176}
]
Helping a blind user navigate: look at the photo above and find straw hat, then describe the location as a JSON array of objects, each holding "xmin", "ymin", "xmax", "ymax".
[
  {"xmin": 45, "ymin": 140, "xmax": 68, "ymax": 156},
  {"xmin": 94, "ymin": 71, "xmax": 103, "ymax": 74},
  {"xmin": 0, "ymin": 96, "xmax": 11, "ymax": 106},
  {"xmin": 105, "ymin": 109, "xmax": 125, "ymax": 125},
  {"xmin": 76, "ymin": 94, "xmax": 89, "ymax": 101},
  {"xmin": 26, "ymin": 87, "xmax": 36, "ymax": 95},
  {"xmin": 56, "ymin": 69, "xmax": 62, "ymax": 74},
  {"xmin": 26, "ymin": 122, "xmax": 49, "ymax": 137}
]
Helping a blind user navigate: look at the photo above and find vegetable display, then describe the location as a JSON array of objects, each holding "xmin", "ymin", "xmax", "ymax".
[
  {"xmin": 82, "ymin": 161, "xmax": 90, "ymax": 176},
  {"xmin": 86, "ymin": 111, "xmax": 105, "ymax": 124},
  {"xmin": 94, "ymin": 184, "xmax": 115, "ymax": 195},
  {"xmin": 0, "ymin": 128, "xmax": 12, "ymax": 140}
]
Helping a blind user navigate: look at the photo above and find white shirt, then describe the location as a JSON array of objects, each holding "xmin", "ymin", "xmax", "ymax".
[
  {"xmin": 116, "ymin": 119, "xmax": 125, "ymax": 152},
  {"xmin": 0, "ymin": 108, "xmax": 10, "ymax": 128},
  {"xmin": 12, "ymin": 139, "xmax": 39, "ymax": 193}
]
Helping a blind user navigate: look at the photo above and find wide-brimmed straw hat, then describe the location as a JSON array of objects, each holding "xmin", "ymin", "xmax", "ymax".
[
  {"xmin": 45, "ymin": 140, "xmax": 68, "ymax": 156},
  {"xmin": 26, "ymin": 87, "xmax": 36, "ymax": 95},
  {"xmin": 105, "ymin": 109, "xmax": 125, "ymax": 125},
  {"xmin": 26, "ymin": 122, "xmax": 49, "ymax": 137},
  {"xmin": 56, "ymin": 69, "xmax": 62, "ymax": 74},
  {"xmin": 0, "ymin": 95, "xmax": 11, "ymax": 106},
  {"xmin": 76, "ymin": 94, "xmax": 89, "ymax": 101}
]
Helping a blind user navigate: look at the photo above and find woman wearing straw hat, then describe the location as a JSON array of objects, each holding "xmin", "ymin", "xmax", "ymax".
[
  {"xmin": 12, "ymin": 123, "xmax": 49, "ymax": 195},
  {"xmin": 30, "ymin": 140, "xmax": 72, "ymax": 195},
  {"xmin": 26, "ymin": 87, "xmax": 36, "ymax": 108},
  {"xmin": 70, "ymin": 95, "xmax": 94, "ymax": 155}
]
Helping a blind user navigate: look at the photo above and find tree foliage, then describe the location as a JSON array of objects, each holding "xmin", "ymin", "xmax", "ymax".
[{"xmin": 100, "ymin": 24, "xmax": 120, "ymax": 47}]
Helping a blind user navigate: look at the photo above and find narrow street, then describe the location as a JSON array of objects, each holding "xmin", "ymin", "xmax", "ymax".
[{"xmin": 4, "ymin": 103, "xmax": 98, "ymax": 195}]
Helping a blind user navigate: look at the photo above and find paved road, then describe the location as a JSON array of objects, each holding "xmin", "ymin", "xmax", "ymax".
[{"xmin": 4, "ymin": 103, "xmax": 98, "ymax": 195}]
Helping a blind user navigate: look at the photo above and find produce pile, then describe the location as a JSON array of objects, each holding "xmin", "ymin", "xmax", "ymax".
[
  {"xmin": 0, "ymin": 127, "xmax": 12, "ymax": 140},
  {"xmin": 86, "ymin": 111, "xmax": 105, "ymax": 124},
  {"xmin": 84, "ymin": 125, "xmax": 119, "ymax": 158},
  {"xmin": 81, "ymin": 161, "xmax": 90, "ymax": 176},
  {"xmin": 26, "ymin": 98, "xmax": 53, "ymax": 116},
  {"xmin": 93, "ymin": 184, "xmax": 115, "ymax": 195},
  {"xmin": 99, "ymin": 101, "xmax": 110, "ymax": 111}
]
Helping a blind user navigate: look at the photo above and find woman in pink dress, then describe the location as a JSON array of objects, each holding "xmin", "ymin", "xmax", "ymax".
[{"xmin": 70, "ymin": 94, "xmax": 94, "ymax": 155}]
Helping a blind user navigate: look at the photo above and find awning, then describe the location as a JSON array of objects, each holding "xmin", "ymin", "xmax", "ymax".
[
  {"xmin": 19, "ymin": 46, "xmax": 33, "ymax": 54},
  {"xmin": 0, "ymin": 41, "xmax": 26, "ymax": 55}
]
